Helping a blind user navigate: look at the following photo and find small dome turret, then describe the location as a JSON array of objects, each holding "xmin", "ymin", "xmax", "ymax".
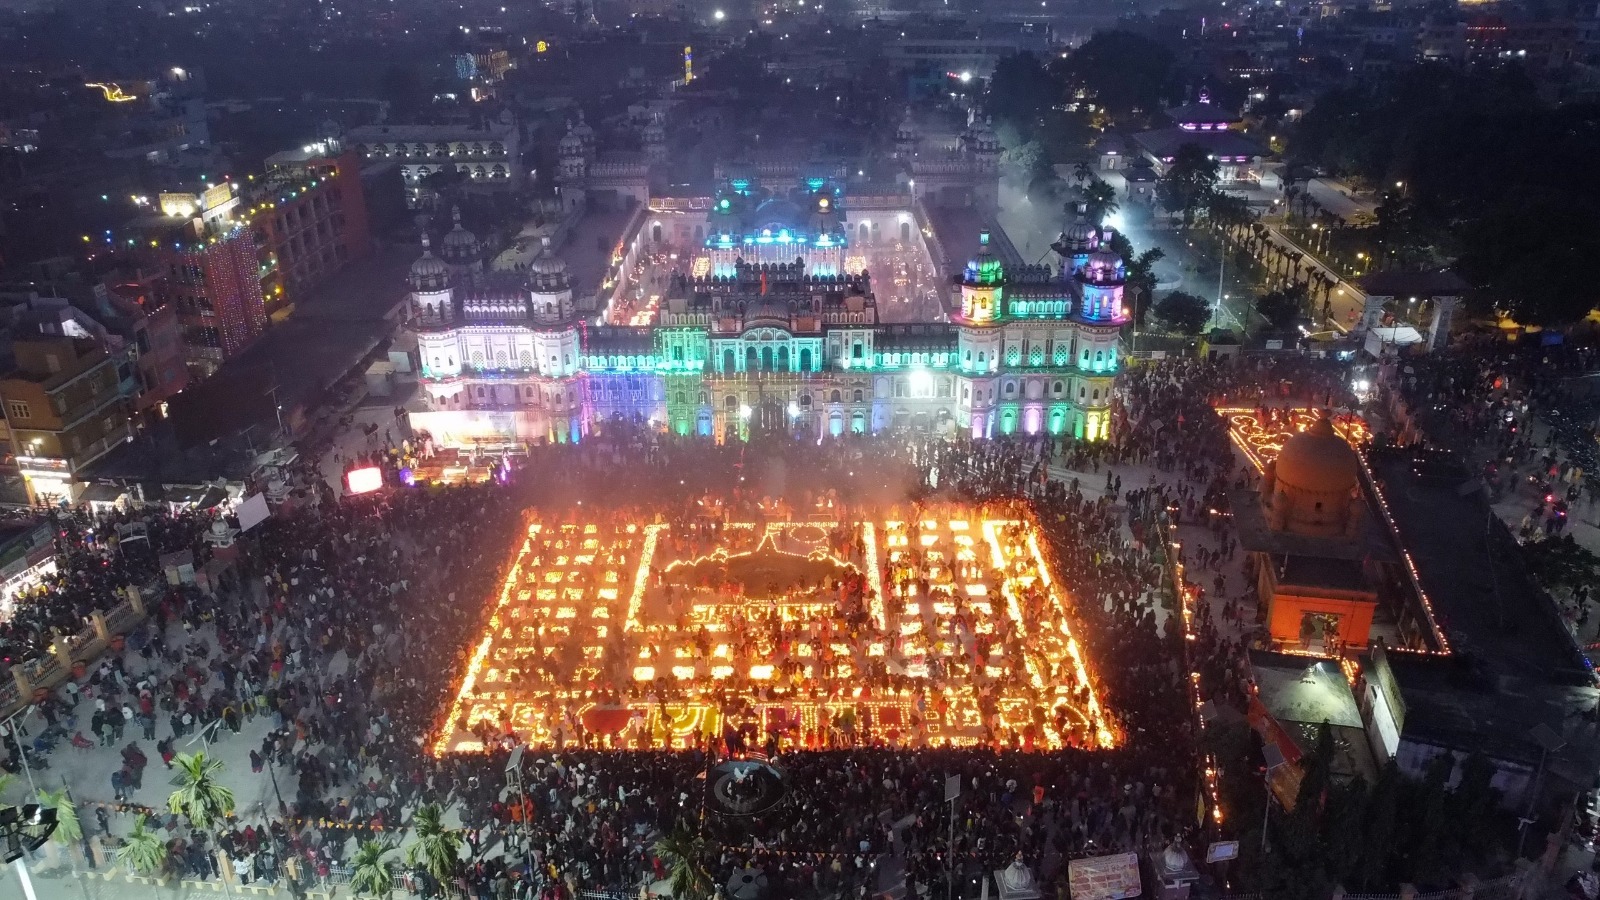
[
  {"xmin": 571, "ymin": 109, "xmax": 595, "ymax": 148},
  {"xmin": 1082, "ymin": 248, "xmax": 1124, "ymax": 285},
  {"xmin": 559, "ymin": 123, "xmax": 585, "ymax": 159},
  {"xmin": 643, "ymin": 115, "xmax": 665, "ymax": 145},
  {"xmin": 409, "ymin": 232, "xmax": 450, "ymax": 290},
  {"xmin": 439, "ymin": 206, "xmax": 478, "ymax": 264},
  {"xmin": 896, "ymin": 107, "xmax": 917, "ymax": 142},
  {"xmin": 962, "ymin": 230, "xmax": 1003, "ymax": 287},
  {"xmin": 528, "ymin": 237, "xmax": 570, "ymax": 286}
]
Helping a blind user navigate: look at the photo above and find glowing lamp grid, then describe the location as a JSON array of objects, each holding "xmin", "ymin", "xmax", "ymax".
[{"xmin": 430, "ymin": 512, "xmax": 1119, "ymax": 754}]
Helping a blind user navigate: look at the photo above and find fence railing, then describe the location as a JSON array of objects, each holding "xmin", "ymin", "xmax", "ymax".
[{"xmin": 2, "ymin": 589, "xmax": 149, "ymax": 718}]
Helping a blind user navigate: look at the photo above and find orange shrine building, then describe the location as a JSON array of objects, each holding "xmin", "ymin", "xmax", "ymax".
[{"xmin": 1234, "ymin": 416, "xmax": 1401, "ymax": 654}]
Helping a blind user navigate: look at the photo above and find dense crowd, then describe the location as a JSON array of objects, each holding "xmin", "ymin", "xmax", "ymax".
[
  {"xmin": 0, "ymin": 354, "xmax": 1407, "ymax": 900},
  {"xmin": 0, "ymin": 507, "xmax": 215, "ymax": 666}
]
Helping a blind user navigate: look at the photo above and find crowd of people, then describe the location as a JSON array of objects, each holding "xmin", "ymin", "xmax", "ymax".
[{"xmin": 3, "ymin": 348, "xmax": 1563, "ymax": 900}]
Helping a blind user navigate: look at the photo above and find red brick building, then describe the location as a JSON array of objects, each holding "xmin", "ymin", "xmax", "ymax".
[{"xmin": 253, "ymin": 145, "xmax": 372, "ymax": 317}]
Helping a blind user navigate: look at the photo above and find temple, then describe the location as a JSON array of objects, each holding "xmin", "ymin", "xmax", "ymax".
[{"xmin": 405, "ymin": 179, "xmax": 1127, "ymax": 446}]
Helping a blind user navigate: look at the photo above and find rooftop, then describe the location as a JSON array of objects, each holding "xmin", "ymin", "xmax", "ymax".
[
  {"xmin": 1132, "ymin": 128, "xmax": 1266, "ymax": 161},
  {"xmin": 1231, "ymin": 488, "xmax": 1397, "ymax": 563},
  {"xmin": 1251, "ymin": 651, "xmax": 1364, "ymax": 728},
  {"xmin": 1374, "ymin": 648, "xmax": 1600, "ymax": 784},
  {"xmin": 1366, "ymin": 448, "xmax": 1589, "ymax": 683}
]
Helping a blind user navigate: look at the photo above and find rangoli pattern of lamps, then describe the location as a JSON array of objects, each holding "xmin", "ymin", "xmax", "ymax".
[
  {"xmin": 432, "ymin": 513, "xmax": 1117, "ymax": 754},
  {"xmin": 1215, "ymin": 406, "xmax": 1372, "ymax": 474}
]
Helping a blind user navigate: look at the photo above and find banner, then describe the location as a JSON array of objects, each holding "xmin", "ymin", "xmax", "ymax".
[{"xmin": 1066, "ymin": 852, "xmax": 1140, "ymax": 900}]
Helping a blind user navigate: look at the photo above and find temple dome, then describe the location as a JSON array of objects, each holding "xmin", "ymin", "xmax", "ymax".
[
  {"xmin": 530, "ymin": 240, "xmax": 568, "ymax": 278},
  {"xmin": 410, "ymin": 235, "xmax": 449, "ymax": 287},
  {"xmin": 1275, "ymin": 418, "xmax": 1358, "ymax": 496},
  {"xmin": 440, "ymin": 207, "xmax": 478, "ymax": 262}
]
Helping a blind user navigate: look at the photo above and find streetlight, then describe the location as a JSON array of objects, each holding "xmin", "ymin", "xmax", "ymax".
[
  {"xmin": 504, "ymin": 747, "xmax": 538, "ymax": 881},
  {"xmin": 1, "ymin": 803, "xmax": 57, "ymax": 900},
  {"xmin": 0, "ymin": 708, "xmax": 39, "ymax": 799}
]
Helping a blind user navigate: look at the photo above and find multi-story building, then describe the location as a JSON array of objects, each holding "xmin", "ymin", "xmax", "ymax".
[
  {"xmin": 102, "ymin": 275, "xmax": 189, "ymax": 419},
  {"xmin": 253, "ymin": 143, "xmax": 373, "ymax": 317},
  {"xmin": 0, "ymin": 337, "xmax": 132, "ymax": 505},
  {"xmin": 348, "ymin": 114, "xmax": 521, "ymax": 207},
  {"xmin": 125, "ymin": 182, "xmax": 269, "ymax": 379},
  {"xmin": 1418, "ymin": 16, "xmax": 1597, "ymax": 69},
  {"xmin": 405, "ymin": 180, "xmax": 1124, "ymax": 446}
]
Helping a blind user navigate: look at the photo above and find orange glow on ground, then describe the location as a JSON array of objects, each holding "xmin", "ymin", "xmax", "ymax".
[
  {"xmin": 432, "ymin": 512, "xmax": 1118, "ymax": 755},
  {"xmin": 1216, "ymin": 406, "xmax": 1372, "ymax": 473}
]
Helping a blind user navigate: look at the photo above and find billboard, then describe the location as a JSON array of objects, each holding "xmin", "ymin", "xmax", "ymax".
[
  {"xmin": 1066, "ymin": 852, "xmax": 1140, "ymax": 900},
  {"xmin": 237, "ymin": 493, "xmax": 271, "ymax": 532},
  {"xmin": 345, "ymin": 467, "xmax": 384, "ymax": 495}
]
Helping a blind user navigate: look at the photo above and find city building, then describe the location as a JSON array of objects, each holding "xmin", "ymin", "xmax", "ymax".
[
  {"xmin": 897, "ymin": 108, "xmax": 1003, "ymax": 211},
  {"xmin": 253, "ymin": 142, "xmax": 373, "ymax": 317},
  {"xmin": 1132, "ymin": 95, "xmax": 1269, "ymax": 185},
  {"xmin": 882, "ymin": 21, "xmax": 1054, "ymax": 80},
  {"xmin": 404, "ymin": 179, "xmax": 1124, "ymax": 447},
  {"xmin": 0, "ymin": 336, "xmax": 132, "ymax": 505},
  {"xmin": 98, "ymin": 68, "xmax": 212, "ymax": 166},
  {"xmin": 1418, "ymin": 16, "xmax": 1598, "ymax": 70},
  {"xmin": 126, "ymin": 183, "xmax": 269, "ymax": 378},
  {"xmin": 102, "ymin": 275, "xmax": 189, "ymax": 420},
  {"xmin": 348, "ymin": 114, "xmax": 522, "ymax": 207}
]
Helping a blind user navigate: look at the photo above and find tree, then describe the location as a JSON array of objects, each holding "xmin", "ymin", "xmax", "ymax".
[
  {"xmin": 1458, "ymin": 191, "xmax": 1600, "ymax": 327},
  {"xmin": 654, "ymin": 825, "xmax": 713, "ymax": 900},
  {"xmin": 1156, "ymin": 144, "xmax": 1220, "ymax": 228},
  {"xmin": 1072, "ymin": 160, "xmax": 1094, "ymax": 187},
  {"xmin": 378, "ymin": 64, "xmax": 425, "ymax": 118},
  {"xmin": 404, "ymin": 803, "xmax": 462, "ymax": 884},
  {"xmin": 987, "ymin": 52, "xmax": 1061, "ymax": 129},
  {"xmin": 1522, "ymin": 535, "xmax": 1600, "ymax": 596},
  {"xmin": 167, "ymin": 752, "xmax": 235, "ymax": 832},
  {"xmin": 116, "ymin": 813, "xmax": 169, "ymax": 896},
  {"xmin": 1152, "ymin": 291, "xmax": 1211, "ymax": 335},
  {"xmin": 167, "ymin": 751, "xmax": 235, "ymax": 883},
  {"xmin": 1002, "ymin": 139, "xmax": 1049, "ymax": 182},
  {"xmin": 1120, "ymin": 244, "xmax": 1166, "ymax": 326},
  {"xmin": 1082, "ymin": 177, "xmax": 1119, "ymax": 226},
  {"xmin": 37, "ymin": 788, "xmax": 80, "ymax": 848},
  {"xmin": 1257, "ymin": 284, "xmax": 1308, "ymax": 331},
  {"xmin": 1206, "ymin": 191, "xmax": 1254, "ymax": 237},
  {"xmin": 351, "ymin": 839, "xmax": 398, "ymax": 899},
  {"xmin": 1058, "ymin": 31, "xmax": 1175, "ymax": 121}
]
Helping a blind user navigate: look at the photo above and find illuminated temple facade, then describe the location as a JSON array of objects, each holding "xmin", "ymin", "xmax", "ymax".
[{"xmin": 406, "ymin": 184, "xmax": 1126, "ymax": 445}]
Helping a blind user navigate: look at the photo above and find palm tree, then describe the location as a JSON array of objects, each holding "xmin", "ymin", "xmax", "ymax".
[
  {"xmin": 37, "ymin": 789, "xmax": 80, "ymax": 849},
  {"xmin": 403, "ymin": 803, "xmax": 462, "ymax": 885},
  {"xmin": 1071, "ymin": 160, "xmax": 1093, "ymax": 187},
  {"xmin": 1082, "ymin": 178, "xmax": 1119, "ymax": 226},
  {"xmin": 167, "ymin": 752, "xmax": 236, "ymax": 831},
  {"xmin": 653, "ymin": 825, "xmax": 713, "ymax": 900},
  {"xmin": 37, "ymin": 786, "xmax": 83, "ymax": 871},
  {"xmin": 167, "ymin": 751, "xmax": 236, "ymax": 890},
  {"xmin": 350, "ymin": 838, "xmax": 397, "ymax": 899},
  {"xmin": 116, "ymin": 813, "xmax": 169, "ymax": 897}
]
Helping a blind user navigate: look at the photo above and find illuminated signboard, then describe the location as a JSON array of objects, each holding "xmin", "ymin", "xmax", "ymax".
[{"xmin": 345, "ymin": 467, "xmax": 384, "ymax": 495}]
